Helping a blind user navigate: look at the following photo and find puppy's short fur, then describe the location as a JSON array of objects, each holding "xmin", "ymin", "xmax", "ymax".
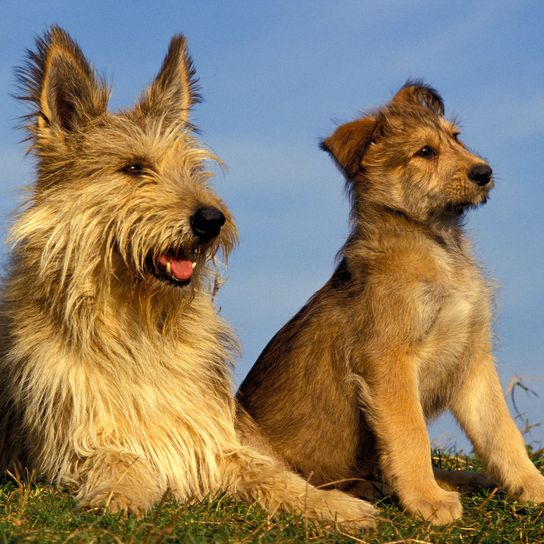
[
  {"xmin": 0, "ymin": 26, "xmax": 376, "ymax": 529},
  {"xmin": 238, "ymin": 82, "xmax": 544, "ymax": 524}
]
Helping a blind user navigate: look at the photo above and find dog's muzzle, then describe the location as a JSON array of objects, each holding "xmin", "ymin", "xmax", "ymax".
[
  {"xmin": 468, "ymin": 164, "xmax": 492, "ymax": 187},
  {"xmin": 190, "ymin": 206, "xmax": 226, "ymax": 242}
]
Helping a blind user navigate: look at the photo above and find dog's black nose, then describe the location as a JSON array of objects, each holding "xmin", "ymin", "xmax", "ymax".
[
  {"xmin": 469, "ymin": 164, "xmax": 493, "ymax": 186},
  {"xmin": 190, "ymin": 206, "xmax": 226, "ymax": 241}
]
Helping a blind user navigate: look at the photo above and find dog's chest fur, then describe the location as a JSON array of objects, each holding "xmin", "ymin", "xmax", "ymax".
[
  {"xmin": 346, "ymin": 223, "xmax": 492, "ymax": 418},
  {"xmin": 0, "ymin": 282, "xmax": 238, "ymax": 494},
  {"xmin": 410, "ymin": 234, "xmax": 492, "ymax": 417}
]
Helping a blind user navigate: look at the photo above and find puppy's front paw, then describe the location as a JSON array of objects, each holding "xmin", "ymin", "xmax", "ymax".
[{"xmin": 404, "ymin": 489, "xmax": 462, "ymax": 525}]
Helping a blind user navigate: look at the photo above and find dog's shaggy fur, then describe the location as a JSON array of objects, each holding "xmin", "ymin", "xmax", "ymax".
[
  {"xmin": 238, "ymin": 82, "xmax": 544, "ymax": 524},
  {"xmin": 0, "ymin": 26, "xmax": 376, "ymax": 528}
]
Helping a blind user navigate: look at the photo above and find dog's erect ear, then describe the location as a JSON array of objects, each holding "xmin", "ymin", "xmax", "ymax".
[
  {"xmin": 391, "ymin": 80, "xmax": 444, "ymax": 116},
  {"xmin": 15, "ymin": 26, "xmax": 108, "ymax": 141},
  {"xmin": 320, "ymin": 117, "xmax": 377, "ymax": 179},
  {"xmin": 137, "ymin": 35, "xmax": 200, "ymax": 128}
]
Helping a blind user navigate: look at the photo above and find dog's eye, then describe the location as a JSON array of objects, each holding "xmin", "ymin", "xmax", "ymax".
[
  {"xmin": 416, "ymin": 146, "xmax": 436, "ymax": 158},
  {"xmin": 121, "ymin": 163, "xmax": 146, "ymax": 176}
]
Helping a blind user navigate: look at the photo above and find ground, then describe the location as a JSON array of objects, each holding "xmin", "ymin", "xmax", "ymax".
[{"xmin": 1, "ymin": 451, "xmax": 543, "ymax": 543}]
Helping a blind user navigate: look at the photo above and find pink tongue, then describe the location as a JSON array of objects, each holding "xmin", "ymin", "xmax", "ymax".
[
  {"xmin": 170, "ymin": 259, "xmax": 193, "ymax": 281},
  {"xmin": 159, "ymin": 255, "xmax": 194, "ymax": 281}
]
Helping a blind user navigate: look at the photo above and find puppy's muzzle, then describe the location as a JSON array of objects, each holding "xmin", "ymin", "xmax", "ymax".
[{"xmin": 468, "ymin": 164, "xmax": 493, "ymax": 187}]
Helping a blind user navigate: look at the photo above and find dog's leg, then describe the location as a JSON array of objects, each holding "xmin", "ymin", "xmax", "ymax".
[
  {"xmin": 433, "ymin": 467, "xmax": 495, "ymax": 493},
  {"xmin": 76, "ymin": 452, "xmax": 165, "ymax": 517},
  {"xmin": 233, "ymin": 407, "xmax": 375, "ymax": 529},
  {"xmin": 222, "ymin": 447, "xmax": 377, "ymax": 531},
  {"xmin": 345, "ymin": 478, "xmax": 393, "ymax": 501},
  {"xmin": 451, "ymin": 353, "xmax": 544, "ymax": 502},
  {"xmin": 356, "ymin": 358, "xmax": 462, "ymax": 525}
]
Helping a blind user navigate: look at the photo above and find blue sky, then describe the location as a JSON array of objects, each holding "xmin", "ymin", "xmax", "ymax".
[{"xmin": 1, "ymin": 1, "xmax": 543, "ymax": 451}]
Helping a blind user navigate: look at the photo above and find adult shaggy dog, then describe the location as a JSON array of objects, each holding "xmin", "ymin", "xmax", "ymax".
[{"xmin": 0, "ymin": 27, "xmax": 375, "ymax": 529}]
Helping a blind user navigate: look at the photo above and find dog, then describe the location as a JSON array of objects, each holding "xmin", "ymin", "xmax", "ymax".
[
  {"xmin": 0, "ymin": 26, "xmax": 376, "ymax": 530},
  {"xmin": 237, "ymin": 81, "xmax": 544, "ymax": 524}
]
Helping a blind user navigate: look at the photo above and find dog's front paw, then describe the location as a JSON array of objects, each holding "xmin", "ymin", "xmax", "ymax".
[
  {"xmin": 404, "ymin": 489, "xmax": 462, "ymax": 525},
  {"xmin": 104, "ymin": 493, "xmax": 148, "ymax": 518},
  {"xmin": 81, "ymin": 491, "xmax": 151, "ymax": 518},
  {"xmin": 325, "ymin": 490, "xmax": 378, "ymax": 531},
  {"xmin": 518, "ymin": 476, "xmax": 544, "ymax": 504}
]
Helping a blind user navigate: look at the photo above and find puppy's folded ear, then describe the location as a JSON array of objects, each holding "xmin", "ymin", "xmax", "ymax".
[
  {"xmin": 391, "ymin": 80, "xmax": 444, "ymax": 116},
  {"xmin": 320, "ymin": 116, "xmax": 377, "ymax": 179}
]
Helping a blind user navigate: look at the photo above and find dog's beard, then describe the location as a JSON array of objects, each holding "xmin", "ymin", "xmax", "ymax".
[
  {"xmin": 444, "ymin": 192, "xmax": 489, "ymax": 216},
  {"xmin": 444, "ymin": 202, "xmax": 471, "ymax": 216}
]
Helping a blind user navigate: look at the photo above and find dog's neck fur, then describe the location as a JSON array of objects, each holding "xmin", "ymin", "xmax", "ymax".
[{"xmin": 349, "ymin": 197, "xmax": 467, "ymax": 258}]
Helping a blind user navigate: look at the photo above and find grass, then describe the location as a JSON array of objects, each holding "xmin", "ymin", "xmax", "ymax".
[{"xmin": 1, "ymin": 451, "xmax": 543, "ymax": 543}]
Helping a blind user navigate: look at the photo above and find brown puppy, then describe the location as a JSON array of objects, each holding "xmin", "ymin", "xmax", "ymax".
[{"xmin": 238, "ymin": 82, "xmax": 544, "ymax": 524}]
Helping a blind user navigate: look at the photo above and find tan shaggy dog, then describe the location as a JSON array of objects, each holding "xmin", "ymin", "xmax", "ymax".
[
  {"xmin": 0, "ymin": 27, "xmax": 376, "ymax": 529},
  {"xmin": 238, "ymin": 82, "xmax": 544, "ymax": 524}
]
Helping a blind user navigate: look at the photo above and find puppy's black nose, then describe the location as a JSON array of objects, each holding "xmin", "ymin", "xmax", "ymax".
[
  {"xmin": 469, "ymin": 164, "xmax": 493, "ymax": 186},
  {"xmin": 190, "ymin": 206, "xmax": 226, "ymax": 241}
]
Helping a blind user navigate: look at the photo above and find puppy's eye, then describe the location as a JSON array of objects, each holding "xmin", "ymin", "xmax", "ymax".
[
  {"xmin": 416, "ymin": 146, "xmax": 436, "ymax": 158},
  {"xmin": 121, "ymin": 163, "xmax": 145, "ymax": 176}
]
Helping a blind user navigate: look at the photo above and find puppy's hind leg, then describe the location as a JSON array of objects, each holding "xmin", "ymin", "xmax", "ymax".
[{"xmin": 433, "ymin": 467, "xmax": 495, "ymax": 493}]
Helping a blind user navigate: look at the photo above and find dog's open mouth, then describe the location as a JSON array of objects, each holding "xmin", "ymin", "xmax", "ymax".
[{"xmin": 148, "ymin": 250, "xmax": 199, "ymax": 287}]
